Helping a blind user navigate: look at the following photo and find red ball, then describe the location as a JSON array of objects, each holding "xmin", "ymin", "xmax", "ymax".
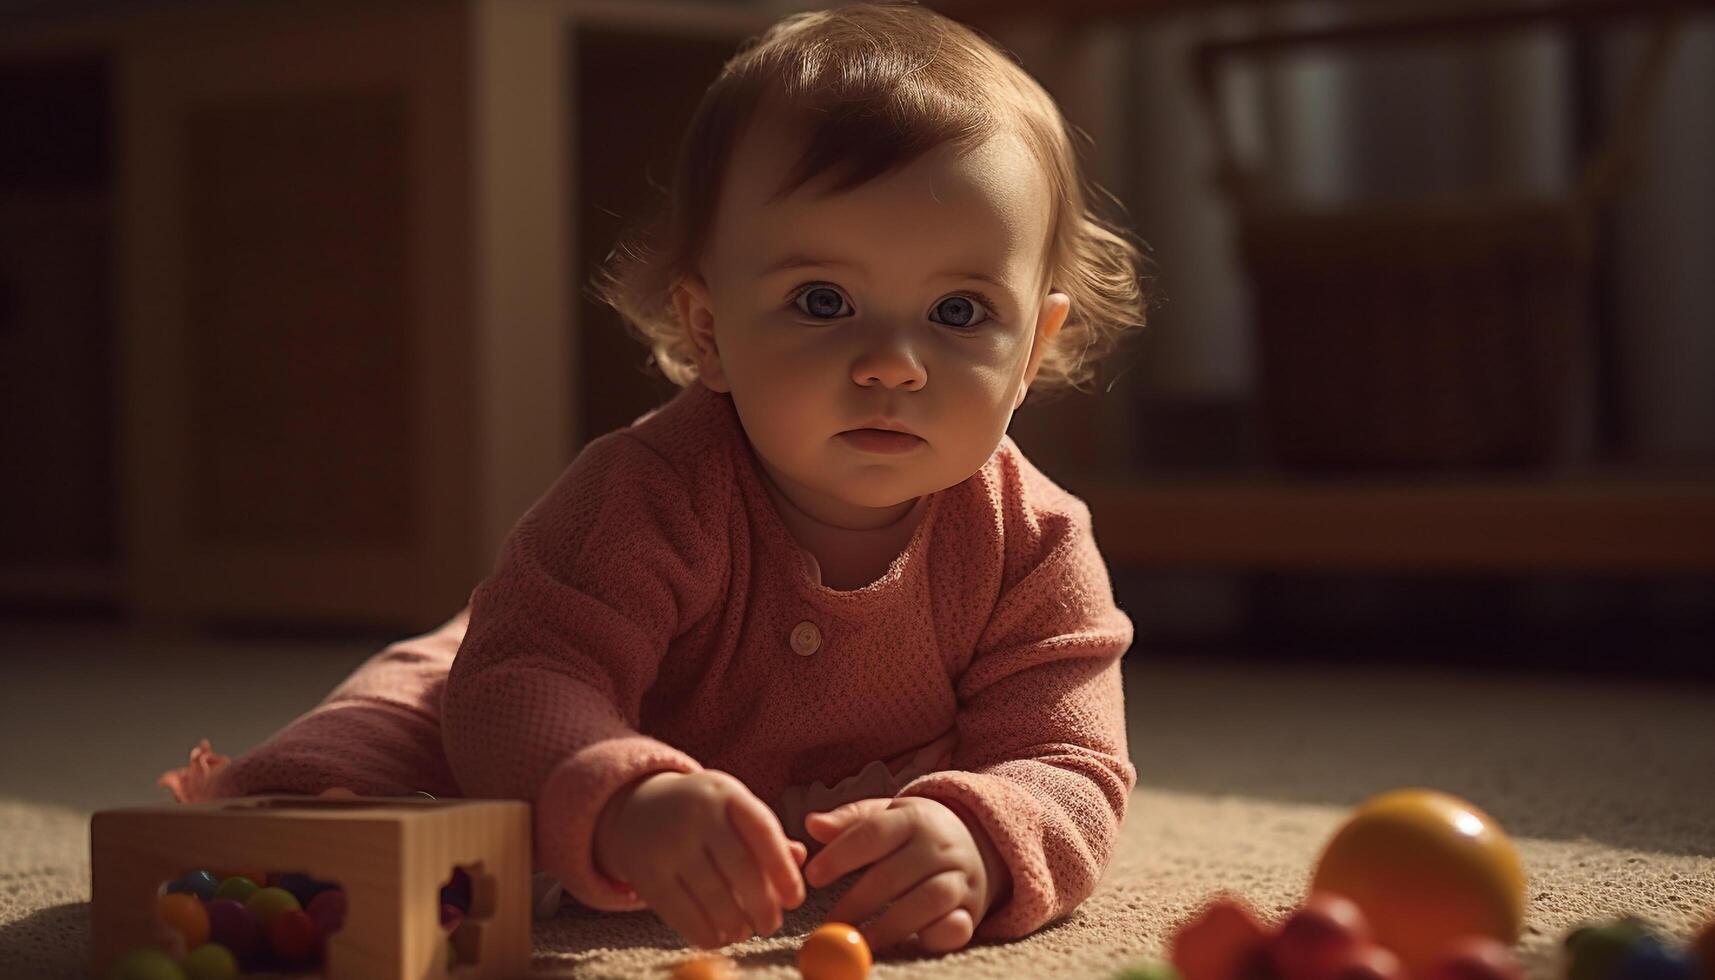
[
  {"xmin": 1689, "ymin": 920, "xmax": 1715, "ymax": 980},
  {"xmin": 1173, "ymin": 897, "xmax": 1274, "ymax": 980},
  {"xmin": 1328, "ymin": 945, "xmax": 1409, "ymax": 980},
  {"xmin": 1238, "ymin": 945, "xmax": 1286, "ymax": 980},
  {"xmin": 1423, "ymin": 935, "xmax": 1525, "ymax": 980},
  {"xmin": 268, "ymin": 908, "xmax": 322, "ymax": 963},
  {"xmin": 1272, "ymin": 893, "xmax": 1374, "ymax": 980}
]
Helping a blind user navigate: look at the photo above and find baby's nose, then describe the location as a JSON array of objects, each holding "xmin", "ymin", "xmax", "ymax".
[{"xmin": 851, "ymin": 337, "xmax": 926, "ymax": 389}]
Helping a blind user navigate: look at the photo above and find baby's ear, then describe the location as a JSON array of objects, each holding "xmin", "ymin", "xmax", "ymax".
[
  {"xmin": 672, "ymin": 275, "xmax": 729, "ymax": 393},
  {"xmin": 1015, "ymin": 291, "xmax": 1071, "ymax": 409}
]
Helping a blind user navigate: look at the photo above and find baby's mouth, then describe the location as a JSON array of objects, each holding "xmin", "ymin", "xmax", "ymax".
[{"xmin": 837, "ymin": 428, "xmax": 925, "ymax": 453}]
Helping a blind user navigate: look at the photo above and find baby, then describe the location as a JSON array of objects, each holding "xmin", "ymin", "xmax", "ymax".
[{"xmin": 162, "ymin": 0, "xmax": 1153, "ymax": 958}]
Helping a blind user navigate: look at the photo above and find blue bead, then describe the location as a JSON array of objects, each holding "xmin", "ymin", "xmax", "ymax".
[
  {"xmin": 1570, "ymin": 920, "xmax": 1656, "ymax": 980},
  {"xmin": 1613, "ymin": 941, "xmax": 1696, "ymax": 980},
  {"xmin": 440, "ymin": 867, "xmax": 472, "ymax": 913},
  {"xmin": 166, "ymin": 870, "xmax": 219, "ymax": 901}
]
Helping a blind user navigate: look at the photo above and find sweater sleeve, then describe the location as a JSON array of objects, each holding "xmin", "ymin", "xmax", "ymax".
[
  {"xmin": 897, "ymin": 498, "xmax": 1136, "ymax": 941},
  {"xmin": 442, "ymin": 431, "xmax": 723, "ymax": 911}
]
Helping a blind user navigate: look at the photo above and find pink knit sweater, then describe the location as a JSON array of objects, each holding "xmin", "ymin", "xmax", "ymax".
[{"xmin": 162, "ymin": 382, "xmax": 1135, "ymax": 942}]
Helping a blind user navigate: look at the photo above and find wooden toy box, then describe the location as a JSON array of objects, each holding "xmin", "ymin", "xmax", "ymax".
[{"xmin": 90, "ymin": 795, "xmax": 532, "ymax": 979}]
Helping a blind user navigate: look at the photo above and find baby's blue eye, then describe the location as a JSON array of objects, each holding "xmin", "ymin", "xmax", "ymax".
[
  {"xmin": 935, "ymin": 296, "xmax": 978, "ymax": 328},
  {"xmin": 798, "ymin": 286, "xmax": 847, "ymax": 319}
]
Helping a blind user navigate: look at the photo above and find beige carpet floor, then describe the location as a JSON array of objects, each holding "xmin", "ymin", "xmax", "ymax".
[{"xmin": 2, "ymin": 625, "xmax": 1712, "ymax": 979}]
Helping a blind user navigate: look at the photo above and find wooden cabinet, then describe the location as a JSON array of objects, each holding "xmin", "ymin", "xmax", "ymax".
[
  {"xmin": 0, "ymin": 54, "xmax": 118, "ymax": 608},
  {"xmin": 0, "ymin": 0, "xmax": 771, "ymax": 631}
]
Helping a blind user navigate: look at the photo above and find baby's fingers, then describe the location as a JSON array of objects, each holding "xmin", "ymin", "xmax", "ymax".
[
  {"xmin": 709, "ymin": 827, "xmax": 783, "ymax": 936},
  {"xmin": 854, "ymin": 869, "xmax": 969, "ymax": 953},
  {"xmin": 727, "ymin": 795, "xmax": 805, "ymax": 910},
  {"xmin": 681, "ymin": 854, "xmax": 752, "ymax": 948},
  {"xmin": 641, "ymin": 874, "xmax": 722, "ymax": 951},
  {"xmin": 917, "ymin": 908, "xmax": 977, "ymax": 953}
]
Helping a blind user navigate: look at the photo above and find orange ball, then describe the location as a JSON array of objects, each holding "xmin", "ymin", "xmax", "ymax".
[
  {"xmin": 156, "ymin": 891, "xmax": 210, "ymax": 950},
  {"xmin": 1310, "ymin": 789, "xmax": 1525, "ymax": 978},
  {"xmin": 798, "ymin": 922, "xmax": 872, "ymax": 980},
  {"xmin": 671, "ymin": 954, "xmax": 737, "ymax": 980}
]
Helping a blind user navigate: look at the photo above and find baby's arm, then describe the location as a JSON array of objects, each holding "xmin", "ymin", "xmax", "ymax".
[
  {"xmin": 441, "ymin": 432, "xmax": 725, "ymax": 912},
  {"xmin": 897, "ymin": 497, "xmax": 1135, "ymax": 941}
]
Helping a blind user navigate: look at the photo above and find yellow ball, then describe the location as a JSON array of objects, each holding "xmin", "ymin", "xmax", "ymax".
[
  {"xmin": 180, "ymin": 942, "xmax": 239, "ymax": 980},
  {"xmin": 1310, "ymin": 788, "xmax": 1525, "ymax": 977},
  {"xmin": 243, "ymin": 886, "xmax": 302, "ymax": 930},
  {"xmin": 798, "ymin": 922, "xmax": 872, "ymax": 980}
]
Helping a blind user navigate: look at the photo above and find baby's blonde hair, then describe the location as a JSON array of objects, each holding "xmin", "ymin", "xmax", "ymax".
[{"xmin": 592, "ymin": 0, "xmax": 1154, "ymax": 399}]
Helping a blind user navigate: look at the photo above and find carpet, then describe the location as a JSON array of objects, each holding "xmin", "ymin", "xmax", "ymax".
[{"xmin": 3, "ymin": 660, "xmax": 1712, "ymax": 979}]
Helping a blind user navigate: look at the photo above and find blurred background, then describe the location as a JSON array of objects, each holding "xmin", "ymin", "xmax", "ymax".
[{"xmin": 1, "ymin": 0, "xmax": 1712, "ymax": 691}]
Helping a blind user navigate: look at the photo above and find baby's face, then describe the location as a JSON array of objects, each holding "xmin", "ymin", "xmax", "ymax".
[{"xmin": 676, "ymin": 108, "xmax": 1069, "ymax": 530}]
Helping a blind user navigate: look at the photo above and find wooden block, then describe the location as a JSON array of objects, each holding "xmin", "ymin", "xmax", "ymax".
[{"xmin": 90, "ymin": 795, "xmax": 532, "ymax": 980}]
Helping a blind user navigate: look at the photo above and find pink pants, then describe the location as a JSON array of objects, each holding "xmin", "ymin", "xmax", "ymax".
[{"xmin": 159, "ymin": 610, "xmax": 470, "ymax": 803}]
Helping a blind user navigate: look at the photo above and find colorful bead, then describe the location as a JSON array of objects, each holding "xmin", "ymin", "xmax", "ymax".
[
  {"xmin": 1271, "ymin": 893, "xmax": 1372, "ymax": 980},
  {"xmin": 1692, "ymin": 921, "xmax": 1715, "ymax": 980},
  {"xmin": 1328, "ymin": 945, "xmax": 1408, "ymax": 980},
  {"xmin": 1422, "ymin": 935, "xmax": 1524, "ymax": 980},
  {"xmin": 165, "ymin": 871, "xmax": 219, "ymax": 902},
  {"xmin": 439, "ymin": 871, "xmax": 473, "ymax": 919},
  {"xmin": 1310, "ymin": 790, "xmax": 1525, "ymax": 978},
  {"xmin": 1172, "ymin": 898, "xmax": 1272, "ymax": 980},
  {"xmin": 798, "ymin": 922, "xmax": 872, "ymax": 980},
  {"xmin": 178, "ymin": 942, "xmax": 239, "ymax": 980},
  {"xmin": 1613, "ymin": 940, "xmax": 1698, "ymax": 980},
  {"xmin": 1115, "ymin": 961, "xmax": 1184, "ymax": 980},
  {"xmin": 204, "ymin": 899, "xmax": 262, "ymax": 965},
  {"xmin": 672, "ymin": 954, "xmax": 738, "ymax": 979},
  {"xmin": 214, "ymin": 869, "xmax": 268, "ymax": 890},
  {"xmin": 441, "ymin": 866, "xmax": 473, "ymax": 913},
  {"xmin": 1569, "ymin": 920, "xmax": 1655, "ymax": 980},
  {"xmin": 102, "ymin": 946, "xmax": 186, "ymax": 980},
  {"xmin": 155, "ymin": 892, "xmax": 210, "ymax": 950},
  {"xmin": 212, "ymin": 876, "xmax": 259, "ymax": 904},
  {"xmin": 243, "ymin": 886, "xmax": 302, "ymax": 931},
  {"xmin": 267, "ymin": 908, "xmax": 321, "ymax": 963}
]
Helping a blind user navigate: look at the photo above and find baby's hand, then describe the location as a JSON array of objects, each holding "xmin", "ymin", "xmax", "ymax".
[
  {"xmin": 802, "ymin": 796, "xmax": 1003, "ymax": 954},
  {"xmin": 595, "ymin": 770, "xmax": 807, "ymax": 949}
]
